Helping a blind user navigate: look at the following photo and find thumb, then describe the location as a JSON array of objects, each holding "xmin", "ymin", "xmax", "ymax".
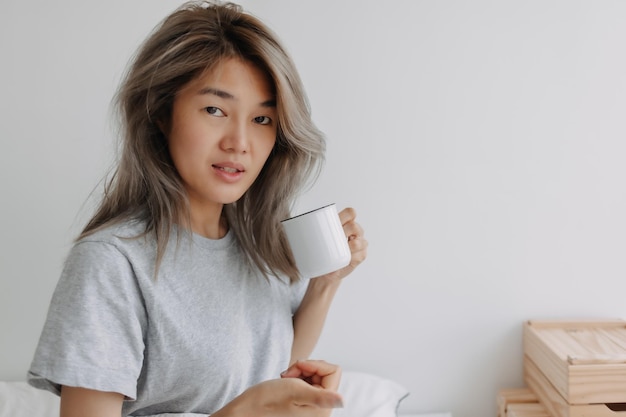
[
  {"xmin": 290, "ymin": 381, "xmax": 344, "ymax": 409},
  {"xmin": 303, "ymin": 390, "xmax": 344, "ymax": 409}
]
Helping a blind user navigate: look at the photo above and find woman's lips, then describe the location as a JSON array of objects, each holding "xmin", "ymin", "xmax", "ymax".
[{"xmin": 212, "ymin": 162, "xmax": 245, "ymax": 182}]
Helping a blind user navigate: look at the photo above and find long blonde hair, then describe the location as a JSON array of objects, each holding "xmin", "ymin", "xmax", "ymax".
[{"xmin": 80, "ymin": 1, "xmax": 325, "ymax": 282}]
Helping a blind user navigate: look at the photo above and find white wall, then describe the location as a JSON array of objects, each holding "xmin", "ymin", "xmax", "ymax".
[{"xmin": 2, "ymin": 1, "xmax": 626, "ymax": 416}]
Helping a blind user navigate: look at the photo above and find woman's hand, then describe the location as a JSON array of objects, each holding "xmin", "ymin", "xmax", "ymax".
[
  {"xmin": 316, "ymin": 207, "xmax": 367, "ymax": 281},
  {"xmin": 280, "ymin": 359, "xmax": 342, "ymax": 391},
  {"xmin": 216, "ymin": 361, "xmax": 343, "ymax": 417}
]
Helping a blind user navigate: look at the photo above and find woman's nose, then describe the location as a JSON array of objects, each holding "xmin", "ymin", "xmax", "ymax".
[{"xmin": 220, "ymin": 120, "xmax": 249, "ymax": 153}]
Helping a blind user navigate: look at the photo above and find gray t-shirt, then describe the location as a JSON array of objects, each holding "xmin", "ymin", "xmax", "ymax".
[{"xmin": 28, "ymin": 220, "xmax": 307, "ymax": 416}]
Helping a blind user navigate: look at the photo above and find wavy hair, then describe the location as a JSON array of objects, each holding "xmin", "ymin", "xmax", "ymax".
[{"xmin": 80, "ymin": 1, "xmax": 325, "ymax": 282}]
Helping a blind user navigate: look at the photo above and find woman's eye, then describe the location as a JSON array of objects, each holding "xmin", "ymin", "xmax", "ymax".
[
  {"xmin": 205, "ymin": 107, "xmax": 225, "ymax": 117},
  {"xmin": 253, "ymin": 116, "xmax": 271, "ymax": 125}
]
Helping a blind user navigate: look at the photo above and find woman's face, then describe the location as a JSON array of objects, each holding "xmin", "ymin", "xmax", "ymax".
[{"xmin": 166, "ymin": 58, "xmax": 277, "ymax": 214}]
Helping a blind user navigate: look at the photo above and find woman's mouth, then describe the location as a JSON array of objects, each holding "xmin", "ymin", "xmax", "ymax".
[
  {"xmin": 215, "ymin": 166, "xmax": 240, "ymax": 173},
  {"xmin": 212, "ymin": 163, "xmax": 245, "ymax": 183}
]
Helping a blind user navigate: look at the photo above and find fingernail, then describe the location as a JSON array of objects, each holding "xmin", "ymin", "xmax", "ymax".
[{"xmin": 334, "ymin": 397, "xmax": 344, "ymax": 408}]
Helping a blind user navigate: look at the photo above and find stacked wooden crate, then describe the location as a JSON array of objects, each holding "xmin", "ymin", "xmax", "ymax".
[
  {"xmin": 497, "ymin": 387, "xmax": 545, "ymax": 417},
  {"xmin": 497, "ymin": 319, "xmax": 626, "ymax": 417}
]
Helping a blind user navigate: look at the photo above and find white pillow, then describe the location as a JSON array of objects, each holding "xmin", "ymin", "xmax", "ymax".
[
  {"xmin": 0, "ymin": 381, "xmax": 60, "ymax": 417},
  {"xmin": 333, "ymin": 371, "xmax": 409, "ymax": 417}
]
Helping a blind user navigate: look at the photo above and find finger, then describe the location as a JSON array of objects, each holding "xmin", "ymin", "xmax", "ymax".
[
  {"xmin": 291, "ymin": 359, "xmax": 339, "ymax": 376},
  {"xmin": 287, "ymin": 378, "xmax": 344, "ymax": 409},
  {"xmin": 343, "ymin": 221, "xmax": 364, "ymax": 241},
  {"xmin": 291, "ymin": 360, "xmax": 343, "ymax": 391},
  {"xmin": 344, "ymin": 220, "xmax": 367, "ymax": 265},
  {"xmin": 348, "ymin": 238, "xmax": 368, "ymax": 265},
  {"xmin": 338, "ymin": 207, "xmax": 357, "ymax": 226},
  {"xmin": 301, "ymin": 390, "xmax": 344, "ymax": 409},
  {"xmin": 281, "ymin": 361, "xmax": 326, "ymax": 380},
  {"xmin": 280, "ymin": 362, "xmax": 306, "ymax": 379}
]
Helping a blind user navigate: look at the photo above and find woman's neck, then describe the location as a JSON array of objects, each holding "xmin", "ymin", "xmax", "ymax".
[{"xmin": 187, "ymin": 202, "xmax": 228, "ymax": 239}]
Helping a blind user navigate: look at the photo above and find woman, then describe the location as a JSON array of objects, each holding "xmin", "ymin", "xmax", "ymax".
[{"xmin": 27, "ymin": 1, "xmax": 367, "ymax": 416}]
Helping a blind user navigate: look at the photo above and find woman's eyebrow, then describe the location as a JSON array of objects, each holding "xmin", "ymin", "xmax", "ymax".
[
  {"xmin": 261, "ymin": 98, "xmax": 276, "ymax": 108},
  {"xmin": 198, "ymin": 87, "xmax": 234, "ymax": 99},
  {"xmin": 197, "ymin": 87, "xmax": 276, "ymax": 107}
]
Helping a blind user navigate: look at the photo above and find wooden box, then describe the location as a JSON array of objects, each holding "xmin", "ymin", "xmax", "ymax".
[
  {"xmin": 525, "ymin": 355, "xmax": 626, "ymax": 417},
  {"xmin": 523, "ymin": 319, "xmax": 626, "ymax": 404},
  {"xmin": 506, "ymin": 403, "xmax": 551, "ymax": 417},
  {"xmin": 497, "ymin": 387, "xmax": 538, "ymax": 417}
]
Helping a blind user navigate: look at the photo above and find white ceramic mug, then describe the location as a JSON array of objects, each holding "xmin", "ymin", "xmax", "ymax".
[{"xmin": 281, "ymin": 203, "xmax": 351, "ymax": 278}]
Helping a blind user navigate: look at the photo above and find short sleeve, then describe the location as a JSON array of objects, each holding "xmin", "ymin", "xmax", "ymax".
[{"xmin": 28, "ymin": 240, "xmax": 147, "ymax": 399}]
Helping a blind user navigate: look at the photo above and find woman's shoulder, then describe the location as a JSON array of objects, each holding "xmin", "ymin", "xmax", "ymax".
[
  {"xmin": 72, "ymin": 218, "xmax": 154, "ymax": 259},
  {"xmin": 78, "ymin": 218, "xmax": 149, "ymax": 244},
  {"xmin": 67, "ymin": 219, "xmax": 157, "ymax": 276}
]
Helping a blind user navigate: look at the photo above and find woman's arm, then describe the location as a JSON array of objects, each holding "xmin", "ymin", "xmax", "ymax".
[
  {"xmin": 59, "ymin": 361, "xmax": 343, "ymax": 417},
  {"xmin": 60, "ymin": 386, "xmax": 124, "ymax": 417},
  {"xmin": 290, "ymin": 208, "xmax": 368, "ymax": 363},
  {"xmin": 291, "ymin": 277, "xmax": 342, "ymax": 362}
]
